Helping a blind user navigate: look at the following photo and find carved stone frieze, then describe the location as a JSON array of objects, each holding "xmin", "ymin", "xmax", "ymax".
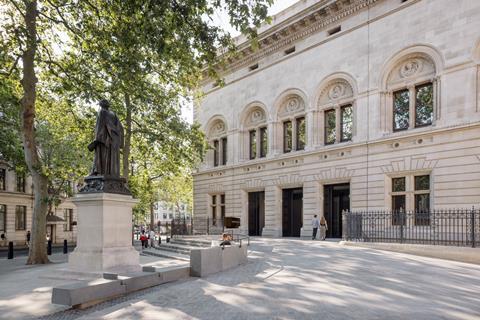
[{"xmin": 202, "ymin": 0, "xmax": 379, "ymax": 82}]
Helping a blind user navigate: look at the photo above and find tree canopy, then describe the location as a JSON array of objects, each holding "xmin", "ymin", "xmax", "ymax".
[{"xmin": 0, "ymin": 0, "xmax": 273, "ymax": 264}]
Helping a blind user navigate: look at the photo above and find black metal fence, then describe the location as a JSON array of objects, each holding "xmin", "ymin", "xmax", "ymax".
[
  {"xmin": 343, "ymin": 209, "xmax": 480, "ymax": 247},
  {"xmin": 171, "ymin": 217, "xmax": 225, "ymax": 237}
]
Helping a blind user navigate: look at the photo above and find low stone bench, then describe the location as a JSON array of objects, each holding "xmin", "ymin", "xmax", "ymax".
[
  {"xmin": 190, "ymin": 244, "xmax": 248, "ymax": 277},
  {"xmin": 52, "ymin": 278, "xmax": 126, "ymax": 308},
  {"xmin": 52, "ymin": 265, "xmax": 190, "ymax": 308}
]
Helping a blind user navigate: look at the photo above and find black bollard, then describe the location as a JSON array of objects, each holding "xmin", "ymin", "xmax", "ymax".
[
  {"xmin": 47, "ymin": 240, "xmax": 52, "ymax": 255},
  {"xmin": 159, "ymin": 236, "xmax": 162, "ymax": 245},
  {"xmin": 166, "ymin": 237, "xmax": 170, "ymax": 243},
  {"xmin": 63, "ymin": 239, "xmax": 68, "ymax": 254},
  {"xmin": 7, "ymin": 241, "xmax": 13, "ymax": 259}
]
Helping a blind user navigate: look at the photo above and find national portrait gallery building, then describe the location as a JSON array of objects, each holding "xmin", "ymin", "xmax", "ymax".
[{"xmin": 193, "ymin": 0, "xmax": 480, "ymax": 238}]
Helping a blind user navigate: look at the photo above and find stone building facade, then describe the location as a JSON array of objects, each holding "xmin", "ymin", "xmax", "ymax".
[
  {"xmin": 193, "ymin": 0, "xmax": 480, "ymax": 238},
  {"xmin": 0, "ymin": 161, "xmax": 77, "ymax": 247}
]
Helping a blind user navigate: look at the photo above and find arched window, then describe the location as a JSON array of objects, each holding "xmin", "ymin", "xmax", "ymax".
[
  {"xmin": 207, "ymin": 118, "xmax": 228, "ymax": 167},
  {"xmin": 388, "ymin": 55, "xmax": 435, "ymax": 130},
  {"xmin": 317, "ymin": 77, "xmax": 356, "ymax": 145},
  {"xmin": 277, "ymin": 95, "xmax": 306, "ymax": 153},
  {"xmin": 380, "ymin": 47, "xmax": 442, "ymax": 133},
  {"xmin": 243, "ymin": 106, "xmax": 268, "ymax": 160}
]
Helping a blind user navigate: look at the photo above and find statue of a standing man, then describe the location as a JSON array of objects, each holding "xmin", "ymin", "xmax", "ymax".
[{"xmin": 88, "ymin": 99, "xmax": 124, "ymax": 177}]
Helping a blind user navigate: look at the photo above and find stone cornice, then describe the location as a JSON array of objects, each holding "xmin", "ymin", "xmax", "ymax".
[{"xmin": 203, "ymin": 0, "xmax": 380, "ymax": 83}]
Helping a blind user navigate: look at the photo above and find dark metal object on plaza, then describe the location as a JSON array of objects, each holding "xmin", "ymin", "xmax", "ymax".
[
  {"xmin": 224, "ymin": 217, "xmax": 240, "ymax": 228},
  {"xmin": 79, "ymin": 99, "xmax": 131, "ymax": 195}
]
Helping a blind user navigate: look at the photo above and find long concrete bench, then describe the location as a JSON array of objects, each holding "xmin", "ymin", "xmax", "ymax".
[
  {"xmin": 190, "ymin": 244, "xmax": 248, "ymax": 277},
  {"xmin": 52, "ymin": 265, "xmax": 190, "ymax": 308}
]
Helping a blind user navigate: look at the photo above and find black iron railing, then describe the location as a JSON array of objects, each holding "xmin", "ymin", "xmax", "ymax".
[
  {"xmin": 171, "ymin": 217, "xmax": 225, "ymax": 236},
  {"xmin": 343, "ymin": 209, "xmax": 480, "ymax": 247}
]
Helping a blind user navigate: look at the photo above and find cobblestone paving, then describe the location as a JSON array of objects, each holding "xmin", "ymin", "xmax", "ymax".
[{"xmin": 37, "ymin": 239, "xmax": 480, "ymax": 320}]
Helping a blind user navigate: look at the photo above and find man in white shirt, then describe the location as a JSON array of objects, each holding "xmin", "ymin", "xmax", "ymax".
[
  {"xmin": 311, "ymin": 215, "xmax": 320, "ymax": 240},
  {"xmin": 149, "ymin": 230, "xmax": 156, "ymax": 248}
]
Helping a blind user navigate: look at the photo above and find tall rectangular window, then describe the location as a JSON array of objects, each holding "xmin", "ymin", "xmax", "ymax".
[
  {"xmin": 340, "ymin": 105, "xmax": 353, "ymax": 142},
  {"xmin": 283, "ymin": 121, "xmax": 292, "ymax": 153},
  {"xmin": 296, "ymin": 117, "xmax": 305, "ymax": 150},
  {"xmin": 414, "ymin": 175, "xmax": 430, "ymax": 225},
  {"xmin": 0, "ymin": 169, "xmax": 5, "ymax": 191},
  {"xmin": 16, "ymin": 173, "xmax": 25, "ymax": 192},
  {"xmin": 213, "ymin": 140, "xmax": 219, "ymax": 167},
  {"xmin": 63, "ymin": 208, "xmax": 73, "ymax": 231},
  {"xmin": 393, "ymin": 89, "xmax": 409, "ymax": 131},
  {"xmin": 15, "ymin": 205, "xmax": 26, "ymax": 230},
  {"xmin": 415, "ymin": 83, "xmax": 433, "ymax": 127},
  {"xmin": 211, "ymin": 195, "xmax": 217, "ymax": 225},
  {"xmin": 260, "ymin": 127, "xmax": 267, "ymax": 158},
  {"xmin": 220, "ymin": 194, "xmax": 226, "ymax": 222},
  {"xmin": 0, "ymin": 204, "xmax": 6, "ymax": 232},
  {"xmin": 391, "ymin": 177, "xmax": 406, "ymax": 226},
  {"xmin": 249, "ymin": 130, "xmax": 257, "ymax": 160},
  {"xmin": 325, "ymin": 109, "xmax": 336, "ymax": 145},
  {"xmin": 221, "ymin": 137, "xmax": 227, "ymax": 165}
]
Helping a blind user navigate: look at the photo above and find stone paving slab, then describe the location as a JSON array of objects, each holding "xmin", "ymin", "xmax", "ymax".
[
  {"xmin": 0, "ymin": 253, "xmax": 188, "ymax": 319},
  {"xmin": 31, "ymin": 239, "xmax": 480, "ymax": 320}
]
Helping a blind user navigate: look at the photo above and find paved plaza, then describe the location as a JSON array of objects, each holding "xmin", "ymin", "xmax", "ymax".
[{"xmin": 1, "ymin": 239, "xmax": 478, "ymax": 320}]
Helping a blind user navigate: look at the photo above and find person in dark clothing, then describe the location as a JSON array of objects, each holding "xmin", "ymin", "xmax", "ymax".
[{"xmin": 26, "ymin": 230, "xmax": 31, "ymax": 247}]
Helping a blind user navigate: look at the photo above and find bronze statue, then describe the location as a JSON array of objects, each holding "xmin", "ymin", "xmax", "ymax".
[
  {"xmin": 80, "ymin": 99, "xmax": 130, "ymax": 195},
  {"xmin": 88, "ymin": 99, "xmax": 124, "ymax": 177}
]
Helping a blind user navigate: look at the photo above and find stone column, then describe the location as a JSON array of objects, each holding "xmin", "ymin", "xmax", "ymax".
[{"xmin": 262, "ymin": 185, "xmax": 282, "ymax": 237}]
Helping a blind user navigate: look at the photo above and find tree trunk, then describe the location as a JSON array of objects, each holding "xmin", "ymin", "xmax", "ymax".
[
  {"xmin": 21, "ymin": 0, "xmax": 49, "ymax": 264},
  {"xmin": 122, "ymin": 93, "xmax": 132, "ymax": 181},
  {"xmin": 150, "ymin": 202, "xmax": 155, "ymax": 231}
]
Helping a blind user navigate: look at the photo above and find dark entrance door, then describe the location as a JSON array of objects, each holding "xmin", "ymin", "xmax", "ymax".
[
  {"xmin": 323, "ymin": 183, "xmax": 350, "ymax": 238},
  {"xmin": 282, "ymin": 188, "xmax": 303, "ymax": 237},
  {"xmin": 248, "ymin": 191, "xmax": 265, "ymax": 236}
]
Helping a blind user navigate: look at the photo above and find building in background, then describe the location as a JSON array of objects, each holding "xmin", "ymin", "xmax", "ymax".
[
  {"xmin": 193, "ymin": 0, "xmax": 480, "ymax": 238},
  {"xmin": 0, "ymin": 160, "xmax": 77, "ymax": 247},
  {"xmin": 153, "ymin": 201, "xmax": 191, "ymax": 225}
]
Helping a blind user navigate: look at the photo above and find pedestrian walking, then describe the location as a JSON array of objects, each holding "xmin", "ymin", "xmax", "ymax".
[
  {"xmin": 320, "ymin": 216, "xmax": 328, "ymax": 240},
  {"xmin": 140, "ymin": 231, "xmax": 148, "ymax": 249},
  {"xmin": 149, "ymin": 229, "xmax": 156, "ymax": 248},
  {"xmin": 26, "ymin": 230, "xmax": 31, "ymax": 247},
  {"xmin": 311, "ymin": 215, "xmax": 320, "ymax": 240}
]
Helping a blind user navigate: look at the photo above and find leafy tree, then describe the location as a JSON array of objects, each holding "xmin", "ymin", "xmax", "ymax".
[{"xmin": 0, "ymin": 0, "xmax": 272, "ymax": 264}]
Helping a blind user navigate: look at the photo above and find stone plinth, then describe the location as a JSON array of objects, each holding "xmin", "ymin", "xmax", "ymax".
[{"xmin": 69, "ymin": 192, "xmax": 140, "ymax": 272}]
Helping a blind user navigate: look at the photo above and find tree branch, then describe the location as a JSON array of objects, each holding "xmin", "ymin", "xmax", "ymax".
[
  {"xmin": 0, "ymin": 54, "xmax": 21, "ymax": 76},
  {"xmin": 7, "ymin": 0, "xmax": 25, "ymax": 19}
]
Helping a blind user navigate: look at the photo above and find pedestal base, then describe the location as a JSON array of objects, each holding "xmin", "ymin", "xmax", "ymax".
[
  {"xmin": 69, "ymin": 192, "xmax": 140, "ymax": 273},
  {"xmin": 69, "ymin": 246, "xmax": 140, "ymax": 273}
]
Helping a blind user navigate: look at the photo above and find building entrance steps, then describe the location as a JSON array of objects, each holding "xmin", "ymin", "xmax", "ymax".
[{"xmin": 142, "ymin": 236, "xmax": 213, "ymax": 260}]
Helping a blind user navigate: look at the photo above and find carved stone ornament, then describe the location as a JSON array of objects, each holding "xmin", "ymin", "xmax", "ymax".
[
  {"xmin": 79, "ymin": 175, "xmax": 131, "ymax": 195},
  {"xmin": 328, "ymin": 83, "xmax": 346, "ymax": 100},
  {"xmin": 319, "ymin": 80, "xmax": 353, "ymax": 106},
  {"xmin": 399, "ymin": 59, "xmax": 421, "ymax": 78},
  {"xmin": 246, "ymin": 108, "xmax": 266, "ymax": 126},
  {"xmin": 387, "ymin": 55, "xmax": 435, "ymax": 87},
  {"xmin": 209, "ymin": 120, "xmax": 226, "ymax": 137},
  {"xmin": 279, "ymin": 96, "xmax": 305, "ymax": 116}
]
